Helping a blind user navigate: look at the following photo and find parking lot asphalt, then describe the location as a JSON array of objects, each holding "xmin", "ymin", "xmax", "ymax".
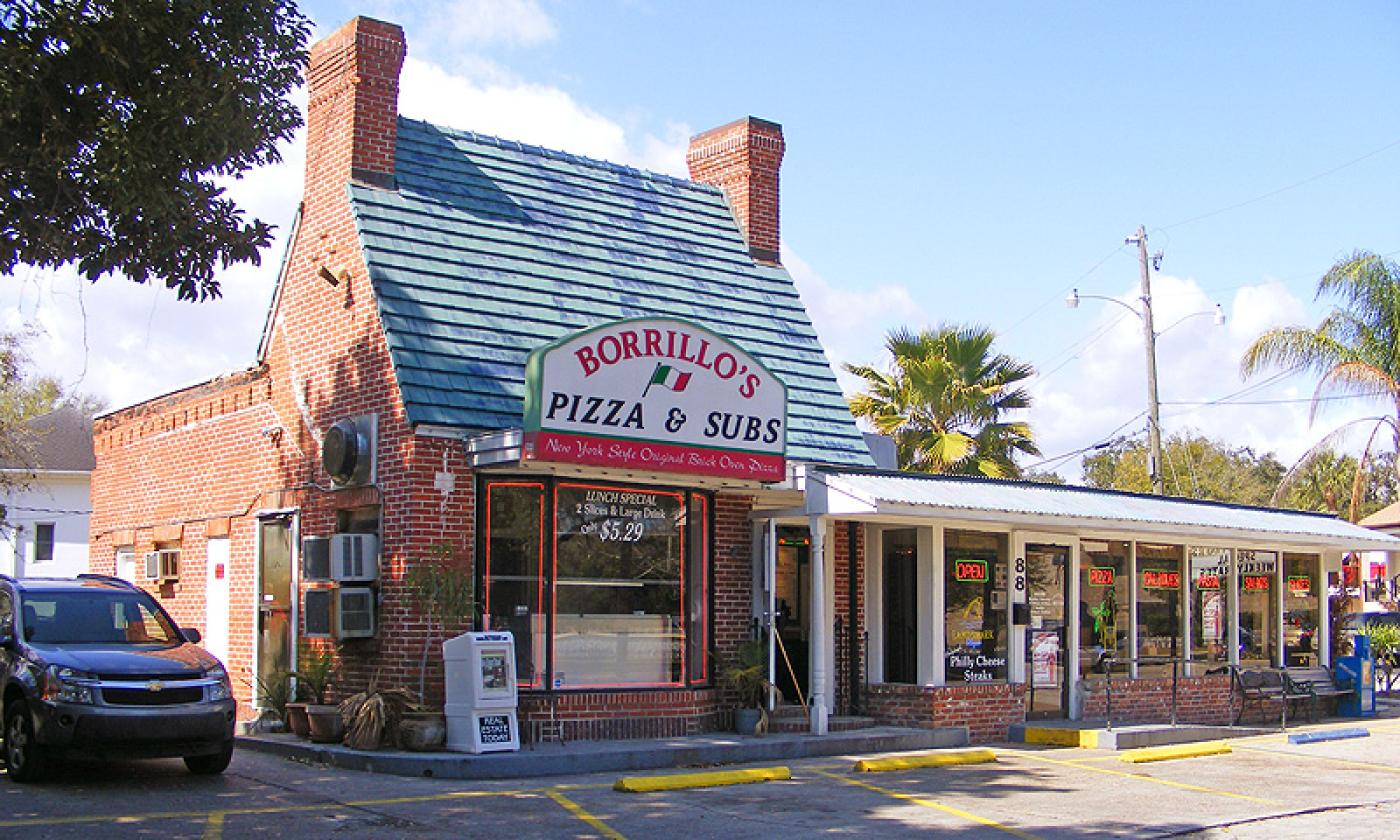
[{"xmin": 5, "ymin": 718, "xmax": 1400, "ymax": 838}]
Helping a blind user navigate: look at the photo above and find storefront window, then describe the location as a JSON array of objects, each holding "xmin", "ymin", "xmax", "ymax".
[
  {"xmin": 555, "ymin": 483, "xmax": 684, "ymax": 688},
  {"xmin": 1136, "ymin": 543, "xmax": 1183, "ymax": 677},
  {"xmin": 944, "ymin": 530, "xmax": 1008, "ymax": 683},
  {"xmin": 1190, "ymin": 547, "xmax": 1230, "ymax": 669},
  {"xmin": 1283, "ymin": 553, "xmax": 1320, "ymax": 667},
  {"xmin": 1079, "ymin": 540, "xmax": 1129, "ymax": 677},
  {"xmin": 483, "ymin": 482, "xmax": 546, "ymax": 688},
  {"xmin": 1237, "ymin": 550, "xmax": 1278, "ymax": 667},
  {"xmin": 481, "ymin": 478, "xmax": 709, "ymax": 691}
]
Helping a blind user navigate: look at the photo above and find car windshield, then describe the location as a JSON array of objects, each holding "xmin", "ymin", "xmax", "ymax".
[{"xmin": 20, "ymin": 590, "xmax": 181, "ymax": 645}]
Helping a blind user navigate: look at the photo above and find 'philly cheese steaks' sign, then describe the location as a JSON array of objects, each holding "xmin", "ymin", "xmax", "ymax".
[{"xmin": 523, "ymin": 318, "xmax": 788, "ymax": 481}]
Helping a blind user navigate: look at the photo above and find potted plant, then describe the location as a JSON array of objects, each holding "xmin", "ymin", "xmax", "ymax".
[
  {"xmin": 721, "ymin": 638, "xmax": 774, "ymax": 736},
  {"xmin": 249, "ymin": 669, "xmax": 294, "ymax": 733},
  {"xmin": 288, "ymin": 642, "xmax": 337, "ymax": 739},
  {"xmin": 400, "ymin": 544, "xmax": 475, "ymax": 750},
  {"xmin": 339, "ymin": 672, "xmax": 419, "ymax": 750}
]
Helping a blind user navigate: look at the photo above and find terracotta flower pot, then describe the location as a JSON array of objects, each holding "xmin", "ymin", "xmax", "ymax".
[
  {"xmin": 306, "ymin": 704, "xmax": 345, "ymax": 744},
  {"xmin": 285, "ymin": 702, "xmax": 311, "ymax": 738}
]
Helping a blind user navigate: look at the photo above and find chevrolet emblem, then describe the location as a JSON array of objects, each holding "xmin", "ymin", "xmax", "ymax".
[{"xmin": 146, "ymin": 681, "xmax": 164, "ymax": 692}]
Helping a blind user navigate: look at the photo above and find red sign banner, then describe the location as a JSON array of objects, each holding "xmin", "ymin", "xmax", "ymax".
[
  {"xmin": 1142, "ymin": 570, "xmax": 1180, "ymax": 590},
  {"xmin": 525, "ymin": 430, "xmax": 785, "ymax": 482}
]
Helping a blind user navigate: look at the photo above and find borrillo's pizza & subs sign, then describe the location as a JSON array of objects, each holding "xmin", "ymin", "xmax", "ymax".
[{"xmin": 523, "ymin": 318, "xmax": 788, "ymax": 481}]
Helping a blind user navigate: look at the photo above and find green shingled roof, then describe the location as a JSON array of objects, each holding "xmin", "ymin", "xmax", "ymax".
[{"xmin": 348, "ymin": 117, "xmax": 873, "ymax": 468}]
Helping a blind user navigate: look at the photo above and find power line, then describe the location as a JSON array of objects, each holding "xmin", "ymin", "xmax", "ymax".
[{"xmin": 1162, "ymin": 136, "xmax": 1400, "ymax": 231}]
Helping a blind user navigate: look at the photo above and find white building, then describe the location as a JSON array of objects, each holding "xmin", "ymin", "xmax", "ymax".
[{"xmin": 0, "ymin": 406, "xmax": 94, "ymax": 578}]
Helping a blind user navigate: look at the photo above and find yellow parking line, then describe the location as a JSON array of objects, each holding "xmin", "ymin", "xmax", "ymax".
[
  {"xmin": 811, "ymin": 768, "xmax": 1042, "ymax": 840},
  {"xmin": 1004, "ymin": 750, "xmax": 1278, "ymax": 804},
  {"xmin": 202, "ymin": 811, "xmax": 224, "ymax": 840},
  {"xmin": 1232, "ymin": 743, "xmax": 1400, "ymax": 775},
  {"xmin": 546, "ymin": 789, "xmax": 626, "ymax": 840},
  {"xmin": 0, "ymin": 788, "xmax": 524, "ymax": 828}
]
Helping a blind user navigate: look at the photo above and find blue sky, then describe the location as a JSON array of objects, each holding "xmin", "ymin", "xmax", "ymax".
[{"xmin": 5, "ymin": 0, "xmax": 1399, "ymax": 481}]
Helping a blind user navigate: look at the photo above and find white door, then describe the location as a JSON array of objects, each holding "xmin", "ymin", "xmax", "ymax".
[{"xmin": 205, "ymin": 538, "xmax": 231, "ymax": 665}]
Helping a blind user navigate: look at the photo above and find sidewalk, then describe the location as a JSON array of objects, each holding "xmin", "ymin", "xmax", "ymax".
[{"xmin": 236, "ymin": 725, "xmax": 967, "ymax": 781}]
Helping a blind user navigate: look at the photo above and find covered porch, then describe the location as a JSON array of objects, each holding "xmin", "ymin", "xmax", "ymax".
[{"xmin": 755, "ymin": 468, "xmax": 1400, "ymax": 740}]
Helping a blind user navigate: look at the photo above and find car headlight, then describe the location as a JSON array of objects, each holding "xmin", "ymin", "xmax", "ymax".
[
  {"xmin": 41, "ymin": 665, "xmax": 97, "ymax": 704},
  {"xmin": 206, "ymin": 664, "xmax": 233, "ymax": 701}
]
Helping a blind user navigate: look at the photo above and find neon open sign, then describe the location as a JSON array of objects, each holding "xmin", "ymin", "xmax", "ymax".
[
  {"xmin": 1142, "ymin": 570, "xmax": 1180, "ymax": 590},
  {"xmin": 1288, "ymin": 575, "xmax": 1311, "ymax": 595},
  {"xmin": 1243, "ymin": 575, "xmax": 1270, "ymax": 591},
  {"xmin": 955, "ymin": 559, "xmax": 988, "ymax": 582},
  {"xmin": 1088, "ymin": 567, "xmax": 1115, "ymax": 586},
  {"xmin": 1196, "ymin": 574, "xmax": 1221, "ymax": 591}
]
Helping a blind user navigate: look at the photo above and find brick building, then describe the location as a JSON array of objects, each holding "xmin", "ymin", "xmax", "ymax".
[{"xmin": 89, "ymin": 17, "xmax": 1398, "ymax": 746}]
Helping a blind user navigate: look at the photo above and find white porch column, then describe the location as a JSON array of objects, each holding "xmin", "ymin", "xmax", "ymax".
[{"xmin": 808, "ymin": 514, "xmax": 829, "ymax": 735}]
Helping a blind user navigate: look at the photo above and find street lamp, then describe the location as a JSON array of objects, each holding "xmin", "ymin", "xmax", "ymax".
[{"xmin": 1065, "ymin": 230, "xmax": 1225, "ymax": 495}]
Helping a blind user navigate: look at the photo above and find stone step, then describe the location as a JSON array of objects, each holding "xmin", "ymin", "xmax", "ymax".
[{"xmin": 769, "ymin": 714, "xmax": 877, "ymax": 733}]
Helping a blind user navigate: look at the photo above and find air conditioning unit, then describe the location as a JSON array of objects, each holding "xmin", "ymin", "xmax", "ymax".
[
  {"xmin": 322, "ymin": 414, "xmax": 377, "ymax": 488},
  {"xmin": 337, "ymin": 587, "xmax": 377, "ymax": 638},
  {"xmin": 302, "ymin": 536, "xmax": 331, "ymax": 581},
  {"xmin": 144, "ymin": 550, "xmax": 180, "ymax": 582},
  {"xmin": 302, "ymin": 587, "xmax": 376, "ymax": 639},
  {"xmin": 331, "ymin": 533, "xmax": 379, "ymax": 582},
  {"xmin": 303, "ymin": 588, "xmax": 333, "ymax": 638}
]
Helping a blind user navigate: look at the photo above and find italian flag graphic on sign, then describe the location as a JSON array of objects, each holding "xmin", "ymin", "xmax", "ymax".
[{"xmin": 645, "ymin": 363, "xmax": 691, "ymax": 395}]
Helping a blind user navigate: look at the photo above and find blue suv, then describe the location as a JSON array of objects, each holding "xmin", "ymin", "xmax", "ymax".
[{"xmin": 1, "ymin": 574, "xmax": 236, "ymax": 782}]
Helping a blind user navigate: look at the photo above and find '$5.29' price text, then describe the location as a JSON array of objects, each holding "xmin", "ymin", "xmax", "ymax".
[{"xmin": 583, "ymin": 519, "xmax": 646, "ymax": 542}]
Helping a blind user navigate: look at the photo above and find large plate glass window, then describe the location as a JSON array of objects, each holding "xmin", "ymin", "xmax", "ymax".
[
  {"xmin": 1237, "ymin": 550, "xmax": 1278, "ymax": 667},
  {"xmin": 1079, "ymin": 540, "xmax": 1130, "ymax": 677},
  {"xmin": 1135, "ymin": 543, "xmax": 1183, "ymax": 677},
  {"xmin": 1189, "ymin": 547, "xmax": 1231, "ymax": 671},
  {"xmin": 944, "ymin": 530, "xmax": 1008, "ymax": 684},
  {"xmin": 555, "ymin": 483, "xmax": 684, "ymax": 688},
  {"xmin": 479, "ymin": 478, "xmax": 709, "ymax": 691},
  {"xmin": 1283, "ymin": 552, "xmax": 1320, "ymax": 667}
]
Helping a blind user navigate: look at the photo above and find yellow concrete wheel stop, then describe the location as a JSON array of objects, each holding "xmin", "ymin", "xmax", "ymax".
[
  {"xmin": 1119, "ymin": 741, "xmax": 1231, "ymax": 763},
  {"xmin": 854, "ymin": 748, "xmax": 997, "ymax": 772},
  {"xmin": 613, "ymin": 766, "xmax": 791, "ymax": 792}
]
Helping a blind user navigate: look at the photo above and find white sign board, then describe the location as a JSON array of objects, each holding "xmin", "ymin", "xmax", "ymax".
[{"xmin": 523, "ymin": 318, "xmax": 788, "ymax": 481}]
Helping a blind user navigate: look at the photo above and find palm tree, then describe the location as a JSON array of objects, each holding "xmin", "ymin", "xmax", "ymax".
[
  {"xmin": 844, "ymin": 324, "xmax": 1040, "ymax": 477},
  {"xmin": 1240, "ymin": 251, "xmax": 1400, "ymax": 520}
]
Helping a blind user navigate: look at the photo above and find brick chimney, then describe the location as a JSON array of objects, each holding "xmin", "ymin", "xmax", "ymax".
[
  {"xmin": 304, "ymin": 17, "xmax": 406, "ymax": 192},
  {"xmin": 687, "ymin": 117, "xmax": 785, "ymax": 265}
]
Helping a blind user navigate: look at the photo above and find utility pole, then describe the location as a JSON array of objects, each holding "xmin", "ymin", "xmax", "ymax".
[{"xmin": 1128, "ymin": 224, "xmax": 1165, "ymax": 495}]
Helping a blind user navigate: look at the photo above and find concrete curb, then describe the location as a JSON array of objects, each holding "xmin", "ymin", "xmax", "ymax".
[
  {"xmin": 1118, "ymin": 741, "xmax": 1232, "ymax": 763},
  {"xmin": 614, "ymin": 766, "xmax": 790, "ymax": 792},
  {"xmin": 854, "ymin": 748, "xmax": 997, "ymax": 772},
  {"xmin": 1288, "ymin": 727, "xmax": 1369, "ymax": 745},
  {"xmin": 236, "ymin": 725, "xmax": 968, "ymax": 781}
]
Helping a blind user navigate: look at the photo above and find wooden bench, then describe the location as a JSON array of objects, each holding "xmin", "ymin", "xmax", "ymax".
[
  {"xmin": 1285, "ymin": 666, "xmax": 1356, "ymax": 721},
  {"xmin": 1233, "ymin": 668, "xmax": 1311, "ymax": 726}
]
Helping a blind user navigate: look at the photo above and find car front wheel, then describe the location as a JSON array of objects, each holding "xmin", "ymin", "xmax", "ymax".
[
  {"xmin": 183, "ymin": 740, "xmax": 234, "ymax": 775},
  {"xmin": 4, "ymin": 699, "xmax": 50, "ymax": 783}
]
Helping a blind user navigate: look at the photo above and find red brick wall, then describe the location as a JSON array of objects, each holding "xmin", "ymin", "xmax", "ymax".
[
  {"xmin": 687, "ymin": 117, "xmax": 785, "ymax": 263},
  {"xmin": 1079, "ymin": 674, "xmax": 1233, "ymax": 725},
  {"xmin": 518, "ymin": 689, "xmax": 721, "ymax": 743},
  {"xmin": 866, "ymin": 682, "xmax": 1028, "ymax": 744},
  {"xmin": 833, "ymin": 521, "xmax": 865, "ymax": 713}
]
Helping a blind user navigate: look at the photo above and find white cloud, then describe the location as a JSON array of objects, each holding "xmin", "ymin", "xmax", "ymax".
[
  {"xmin": 782, "ymin": 246, "xmax": 926, "ymax": 396},
  {"xmin": 440, "ymin": 0, "xmax": 558, "ymax": 48},
  {"xmin": 1026, "ymin": 274, "xmax": 1378, "ymax": 481},
  {"xmin": 399, "ymin": 57, "xmax": 689, "ymax": 176}
]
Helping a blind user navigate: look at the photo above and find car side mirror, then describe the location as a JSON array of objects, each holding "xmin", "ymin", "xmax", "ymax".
[{"xmin": 181, "ymin": 627, "xmax": 202, "ymax": 644}]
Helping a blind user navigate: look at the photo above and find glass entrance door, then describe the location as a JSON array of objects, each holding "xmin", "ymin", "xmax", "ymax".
[
  {"xmin": 1025, "ymin": 543, "xmax": 1070, "ymax": 718},
  {"xmin": 883, "ymin": 529, "xmax": 918, "ymax": 684},
  {"xmin": 773, "ymin": 528, "xmax": 810, "ymax": 704},
  {"xmin": 257, "ymin": 517, "xmax": 293, "ymax": 708}
]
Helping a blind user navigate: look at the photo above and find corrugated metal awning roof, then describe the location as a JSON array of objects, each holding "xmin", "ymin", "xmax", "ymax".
[{"xmin": 810, "ymin": 469, "xmax": 1400, "ymax": 551}]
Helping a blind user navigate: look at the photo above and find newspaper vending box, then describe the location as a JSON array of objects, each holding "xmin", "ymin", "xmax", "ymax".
[{"xmin": 444, "ymin": 631, "xmax": 520, "ymax": 753}]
